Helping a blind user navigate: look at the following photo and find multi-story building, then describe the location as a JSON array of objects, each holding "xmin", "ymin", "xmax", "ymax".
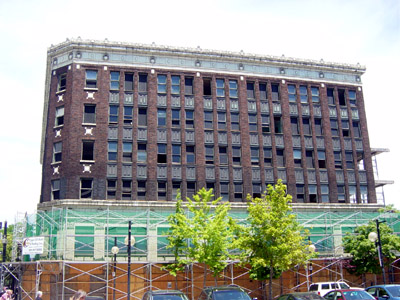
[{"xmin": 40, "ymin": 38, "xmax": 376, "ymax": 205}]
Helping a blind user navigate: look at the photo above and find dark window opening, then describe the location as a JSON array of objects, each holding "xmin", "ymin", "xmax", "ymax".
[
  {"xmin": 338, "ymin": 89, "xmax": 346, "ymax": 106},
  {"xmin": 139, "ymin": 74, "xmax": 148, "ymax": 93},
  {"xmin": 203, "ymin": 78, "xmax": 212, "ymax": 96},
  {"xmin": 82, "ymin": 140, "xmax": 94, "ymax": 161},
  {"xmin": 125, "ymin": 73, "xmax": 134, "ymax": 91},
  {"xmin": 247, "ymin": 82, "xmax": 255, "ymax": 99},
  {"xmin": 157, "ymin": 144, "xmax": 167, "ymax": 163},
  {"xmin": 185, "ymin": 77, "xmax": 193, "ymax": 95}
]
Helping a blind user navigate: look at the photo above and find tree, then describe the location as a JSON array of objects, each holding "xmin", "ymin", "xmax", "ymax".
[
  {"xmin": 166, "ymin": 188, "xmax": 237, "ymax": 285},
  {"xmin": 0, "ymin": 223, "xmax": 13, "ymax": 262},
  {"xmin": 236, "ymin": 180, "xmax": 314, "ymax": 300},
  {"xmin": 342, "ymin": 220, "xmax": 400, "ymax": 276}
]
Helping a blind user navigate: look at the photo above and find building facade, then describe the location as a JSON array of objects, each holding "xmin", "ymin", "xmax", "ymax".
[{"xmin": 40, "ymin": 38, "xmax": 376, "ymax": 205}]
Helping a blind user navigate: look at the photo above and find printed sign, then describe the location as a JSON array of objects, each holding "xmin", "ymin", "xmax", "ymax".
[{"xmin": 22, "ymin": 237, "xmax": 45, "ymax": 255}]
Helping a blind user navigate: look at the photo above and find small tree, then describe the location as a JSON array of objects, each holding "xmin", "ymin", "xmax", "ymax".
[
  {"xmin": 166, "ymin": 188, "xmax": 237, "ymax": 285},
  {"xmin": 237, "ymin": 180, "xmax": 314, "ymax": 300},
  {"xmin": 343, "ymin": 220, "xmax": 400, "ymax": 276}
]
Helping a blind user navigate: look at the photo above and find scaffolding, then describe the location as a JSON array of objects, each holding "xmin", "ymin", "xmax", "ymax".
[{"xmin": 4, "ymin": 204, "xmax": 400, "ymax": 299}]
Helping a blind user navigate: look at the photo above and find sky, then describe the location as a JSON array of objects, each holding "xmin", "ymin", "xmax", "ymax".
[{"xmin": 0, "ymin": 0, "xmax": 399, "ymax": 223}]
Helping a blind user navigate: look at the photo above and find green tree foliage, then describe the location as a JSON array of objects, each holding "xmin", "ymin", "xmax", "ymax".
[
  {"xmin": 343, "ymin": 220, "xmax": 400, "ymax": 275},
  {"xmin": 166, "ymin": 188, "xmax": 236, "ymax": 281},
  {"xmin": 236, "ymin": 180, "xmax": 314, "ymax": 300},
  {"xmin": 0, "ymin": 224, "xmax": 13, "ymax": 262}
]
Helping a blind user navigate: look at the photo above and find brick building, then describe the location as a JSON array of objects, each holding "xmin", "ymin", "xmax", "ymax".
[{"xmin": 40, "ymin": 38, "xmax": 377, "ymax": 206}]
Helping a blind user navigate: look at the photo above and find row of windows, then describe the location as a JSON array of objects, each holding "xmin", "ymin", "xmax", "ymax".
[
  {"xmin": 51, "ymin": 177, "xmax": 368, "ymax": 204},
  {"xmin": 57, "ymin": 70, "xmax": 358, "ymax": 107}
]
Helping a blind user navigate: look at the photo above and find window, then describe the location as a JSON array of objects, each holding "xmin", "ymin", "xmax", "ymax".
[
  {"xmin": 53, "ymin": 142, "xmax": 62, "ymax": 163},
  {"xmin": 187, "ymin": 182, "xmax": 196, "ymax": 199},
  {"xmin": 58, "ymin": 73, "xmax": 67, "ymax": 91},
  {"xmin": 327, "ymin": 88, "xmax": 335, "ymax": 105},
  {"xmin": 231, "ymin": 113, "xmax": 240, "ymax": 131},
  {"xmin": 138, "ymin": 74, "xmax": 148, "ymax": 93},
  {"xmin": 349, "ymin": 185, "xmax": 357, "ymax": 203},
  {"xmin": 137, "ymin": 144, "xmax": 147, "ymax": 162},
  {"xmin": 276, "ymin": 149, "xmax": 285, "ymax": 167},
  {"xmin": 172, "ymin": 144, "xmax": 181, "ymax": 163},
  {"xmin": 342, "ymin": 120, "xmax": 350, "ymax": 137},
  {"xmin": 360, "ymin": 185, "xmax": 367, "ymax": 203},
  {"xmin": 158, "ymin": 109, "xmax": 166, "ymax": 126},
  {"xmin": 271, "ymin": 84, "xmax": 279, "ymax": 101},
  {"xmin": 247, "ymin": 82, "xmax": 255, "ymax": 99},
  {"xmin": 206, "ymin": 182, "xmax": 215, "ymax": 194},
  {"xmin": 172, "ymin": 182, "xmax": 181, "ymax": 200},
  {"xmin": 110, "ymin": 71, "xmax": 120, "ymax": 90},
  {"xmin": 204, "ymin": 111, "xmax": 213, "ymax": 129},
  {"xmin": 108, "ymin": 141, "xmax": 118, "ymax": 161},
  {"xmin": 337, "ymin": 185, "xmax": 345, "ymax": 203},
  {"xmin": 157, "ymin": 74, "xmax": 167, "ymax": 93},
  {"xmin": 334, "ymin": 151, "xmax": 342, "ymax": 168},
  {"xmin": 288, "ymin": 84, "xmax": 296, "ymax": 102},
  {"xmin": 306, "ymin": 150, "xmax": 314, "ymax": 168},
  {"xmin": 353, "ymin": 121, "xmax": 361, "ymax": 138},
  {"xmin": 296, "ymin": 184, "xmax": 304, "ymax": 202},
  {"xmin": 85, "ymin": 70, "xmax": 97, "ymax": 89},
  {"xmin": 172, "ymin": 109, "xmax": 180, "ymax": 127},
  {"xmin": 259, "ymin": 83, "xmax": 267, "ymax": 100},
  {"xmin": 203, "ymin": 78, "xmax": 212, "ymax": 96},
  {"xmin": 185, "ymin": 77, "xmax": 193, "ymax": 95},
  {"xmin": 309, "ymin": 185, "xmax": 317, "ymax": 203},
  {"xmin": 264, "ymin": 148, "xmax": 272, "ymax": 166},
  {"xmin": 311, "ymin": 87, "xmax": 320, "ymax": 102},
  {"xmin": 348, "ymin": 90, "xmax": 357, "ymax": 106},
  {"xmin": 122, "ymin": 180, "xmax": 132, "ymax": 200},
  {"xmin": 257, "ymin": 115, "xmax": 269, "ymax": 134},
  {"xmin": 123, "ymin": 106, "xmax": 133, "ymax": 125},
  {"xmin": 124, "ymin": 73, "xmax": 134, "ymax": 91},
  {"xmin": 291, "ymin": 117, "xmax": 299, "ymax": 134},
  {"xmin": 186, "ymin": 145, "xmax": 195, "ymax": 164},
  {"xmin": 217, "ymin": 112, "xmax": 226, "ymax": 130},
  {"xmin": 219, "ymin": 146, "xmax": 228, "ymax": 164},
  {"xmin": 185, "ymin": 110, "xmax": 194, "ymax": 128},
  {"xmin": 229, "ymin": 80, "xmax": 238, "ymax": 98},
  {"xmin": 274, "ymin": 116, "xmax": 282, "ymax": 133},
  {"xmin": 315, "ymin": 119, "xmax": 323, "ymax": 135},
  {"xmin": 232, "ymin": 147, "xmax": 241, "ymax": 165},
  {"xmin": 107, "ymin": 179, "xmax": 116, "ymax": 199},
  {"xmin": 138, "ymin": 108, "xmax": 147, "ymax": 126},
  {"xmin": 82, "ymin": 140, "xmax": 94, "ymax": 161},
  {"xmin": 83, "ymin": 104, "xmax": 96, "ymax": 124},
  {"xmin": 249, "ymin": 114, "xmax": 257, "ymax": 132},
  {"xmin": 171, "ymin": 75, "xmax": 180, "ymax": 94},
  {"xmin": 253, "ymin": 183, "xmax": 261, "ymax": 199},
  {"xmin": 51, "ymin": 179, "xmax": 60, "ymax": 200},
  {"xmin": 137, "ymin": 181, "xmax": 146, "ymax": 199},
  {"xmin": 299, "ymin": 86, "xmax": 308, "ymax": 103},
  {"xmin": 303, "ymin": 118, "xmax": 311, "ymax": 135},
  {"xmin": 338, "ymin": 89, "xmax": 346, "ymax": 106},
  {"xmin": 55, "ymin": 106, "xmax": 64, "ymax": 126},
  {"xmin": 158, "ymin": 144, "xmax": 167, "ymax": 163},
  {"xmin": 318, "ymin": 150, "xmax": 326, "ymax": 168},
  {"xmin": 109, "ymin": 105, "xmax": 119, "ymax": 124},
  {"xmin": 158, "ymin": 182, "xmax": 167, "ymax": 200},
  {"xmin": 293, "ymin": 149, "xmax": 302, "ymax": 167},
  {"xmin": 205, "ymin": 145, "xmax": 214, "ymax": 164},
  {"xmin": 330, "ymin": 119, "xmax": 338, "ymax": 136},
  {"xmin": 321, "ymin": 185, "xmax": 329, "ymax": 202},
  {"xmin": 123, "ymin": 142, "xmax": 132, "ymax": 162},
  {"xmin": 216, "ymin": 79, "xmax": 225, "ymax": 97},
  {"xmin": 80, "ymin": 178, "xmax": 93, "ymax": 198},
  {"xmin": 220, "ymin": 182, "xmax": 229, "ymax": 202},
  {"xmin": 251, "ymin": 147, "xmax": 259, "ymax": 165},
  {"xmin": 234, "ymin": 183, "xmax": 243, "ymax": 201},
  {"xmin": 345, "ymin": 151, "xmax": 354, "ymax": 169}
]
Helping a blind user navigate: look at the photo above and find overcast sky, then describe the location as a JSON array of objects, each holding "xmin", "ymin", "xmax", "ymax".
[{"xmin": 0, "ymin": 0, "xmax": 399, "ymax": 223}]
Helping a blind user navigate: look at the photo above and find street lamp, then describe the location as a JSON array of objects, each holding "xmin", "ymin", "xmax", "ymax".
[
  {"xmin": 368, "ymin": 219, "xmax": 386, "ymax": 284},
  {"xmin": 307, "ymin": 242, "xmax": 316, "ymax": 289},
  {"xmin": 111, "ymin": 238, "xmax": 119, "ymax": 300},
  {"xmin": 124, "ymin": 221, "xmax": 135, "ymax": 300}
]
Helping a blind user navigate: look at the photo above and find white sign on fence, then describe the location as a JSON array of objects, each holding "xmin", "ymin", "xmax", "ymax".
[{"xmin": 22, "ymin": 237, "xmax": 45, "ymax": 255}]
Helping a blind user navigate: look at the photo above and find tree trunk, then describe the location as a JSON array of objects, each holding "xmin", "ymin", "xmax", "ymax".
[{"xmin": 269, "ymin": 267, "xmax": 273, "ymax": 300}]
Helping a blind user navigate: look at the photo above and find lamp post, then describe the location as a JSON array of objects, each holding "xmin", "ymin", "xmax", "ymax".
[
  {"xmin": 306, "ymin": 242, "xmax": 316, "ymax": 289},
  {"xmin": 111, "ymin": 238, "xmax": 119, "ymax": 300},
  {"xmin": 124, "ymin": 221, "xmax": 135, "ymax": 300},
  {"xmin": 368, "ymin": 219, "xmax": 386, "ymax": 284}
]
